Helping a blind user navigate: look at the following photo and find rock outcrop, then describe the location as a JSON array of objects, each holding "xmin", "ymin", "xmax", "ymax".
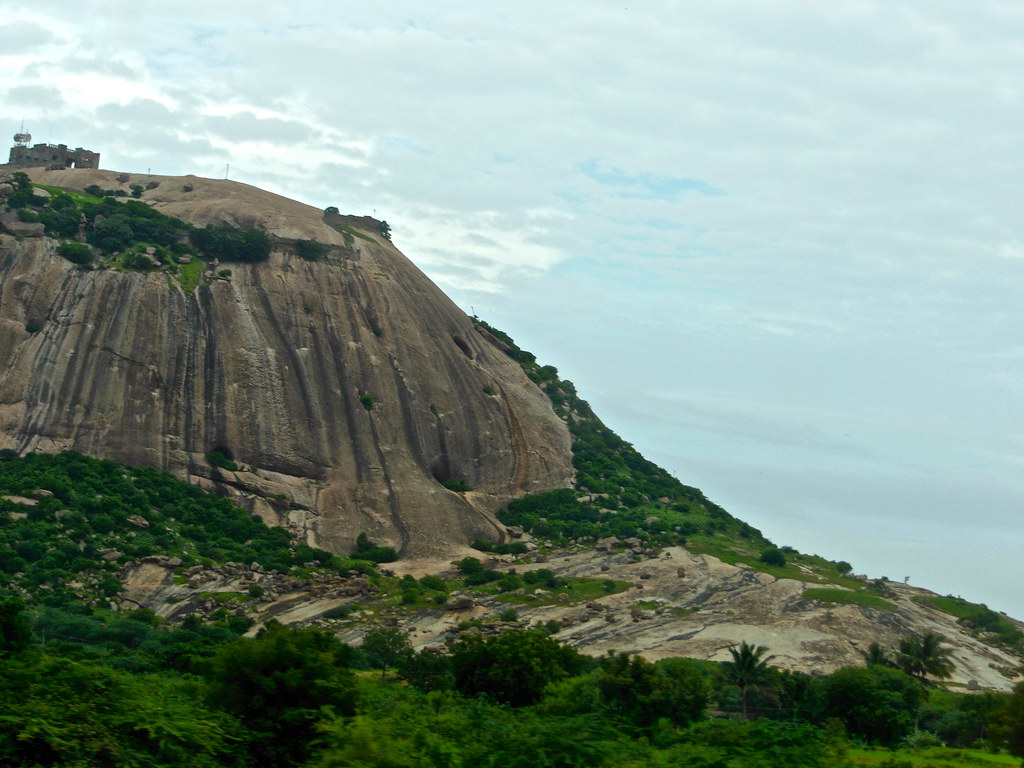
[{"xmin": 0, "ymin": 169, "xmax": 574, "ymax": 557}]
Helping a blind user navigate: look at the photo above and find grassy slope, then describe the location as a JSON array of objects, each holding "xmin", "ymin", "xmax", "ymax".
[{"xmin": 474, "ymin": 318, "xmax": 883, "ymax": 593}]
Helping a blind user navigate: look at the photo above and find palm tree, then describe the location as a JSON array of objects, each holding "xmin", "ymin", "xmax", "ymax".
[
  {"xmin": 861, "ymin": 641, "xmax": 892, "ymax": 667},
  {"xmin": 725, "ymin": 641, "xmax": 775, "ymax": 718},
  {"xmin": 897, "ymin": 632, "xmax": 954, "ymax": 682}
]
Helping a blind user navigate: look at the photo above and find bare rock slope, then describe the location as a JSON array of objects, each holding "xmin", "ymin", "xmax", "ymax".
[{"xmin": 0, "ymin": 169, "xmax": 573, "ymax": 556}]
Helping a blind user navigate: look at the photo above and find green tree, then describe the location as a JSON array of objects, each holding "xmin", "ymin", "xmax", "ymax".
[
  {"xmin": 9, "ymin": 171, "xmax": 31, "ymax": 190},
  {"xmin": 361, "ymin": 626, "xmax": 412, "ymax": 678},
  {"xmin": 897, "ymin": 632, "xmax": 955, "ymax": 682},
  {"xmin": 199, "ymin": 621, "xmax": 355, "ymax": 768},
  {"xmin": 725, "ymin": 640, "xmax": 775, "ymax": 719},
  {"xmin": 814, "ymin": 665, "xmax": 922, "ymax": 745},
  {"xmin": 0, "ymin": 595, "xmax": 30, "ymax": 654},
  {"xmin": 861, "ymin": 641, "xmax": 892, "ymax": 667},
  {"xmin": 595, "ymin": 651, "xmax": 708, "ymax": 730},
  {"xmin": 992, "ymin": 680, "xmax": 1024, "ymax": 760},
  {"xmin": 450, "ymin": 629, "xmax": 586, "ymax": 707},
  {"xmin": 190, "ymin": 224, "xmax": 271, "ymax": 262},
  {"xmin": 759, "ymin": 548, "xmax": 787, "ymax": 567},
  {"xmin": 88, "ymin": 213, "xmax": 134, "ymax": 252},
  {"xmin": 398, "ymin": 647, "xmax": 455, "ymax": 692}
]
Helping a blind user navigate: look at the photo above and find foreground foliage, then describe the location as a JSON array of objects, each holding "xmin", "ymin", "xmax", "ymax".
[{"xmin": 1, "ymin": 593, "xmax": 1020, "ymax": 768}]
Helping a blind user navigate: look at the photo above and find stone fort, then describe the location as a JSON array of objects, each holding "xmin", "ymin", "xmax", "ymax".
[{"xmin": 7, "ymin": 131, "xmax": 100, "ymax": 170}]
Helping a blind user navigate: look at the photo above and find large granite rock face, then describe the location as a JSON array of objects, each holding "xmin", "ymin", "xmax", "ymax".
[{"xmin": 0, "ymin": 169, "xmax": 574, "ymax": 557}]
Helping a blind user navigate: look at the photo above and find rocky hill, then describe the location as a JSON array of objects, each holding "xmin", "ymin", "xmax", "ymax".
[
  {"xmin": 0, "ymin": 168, "xmax": 572, "ymax": 558},
  {"xmin": 1, "ymin": 167, "xmax": 1021, "ymax": 691}
]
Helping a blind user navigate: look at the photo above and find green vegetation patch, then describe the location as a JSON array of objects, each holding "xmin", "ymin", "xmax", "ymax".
[
  {"xmin": 294, "ymin": 238, "xmax": 327, "ymax": 261},
  {"xmin": 914, "ymin": 595, "xmax": 1024, "ymax": 653},
  {"xmin": 351, "ymin": 532, "xmax": 398, "ymax": 564},
  {"xmin": 176, "ymin": 256, "xmax": 205, "ymax": 292},
  {"xmin": 803, "ymin": 587, "xmax": 896, "ymax": 611},
  {"xmin": 495, "ymin": 575, "xmax": 631, "ymax": 606},
  {"xmin": 476, "ymin": 316, "xmax": 876, "ymax": 589},
  {"xmin": 6, "ymin": 174, "xmax": 274, "ymax": 284},
  {"xmin": 477, "ymin": 318, "xmax": 768, "ymax": 554},
  {"xmin": 190, "ymin": 224, "xmax": 271, "ymax": 263},
  {"xmin": 0, "ymin": 451, "xmax": 359, "ymax": 607},
  {"xmin": 34, "ymin": 183, "xmax": 103, "ymax": 204},
  {"xmin": 338, "ymin": 223, "xmax": 376, "ymax": 242},
  {"xmin": 847, "ymin": 746, "xmax": 1019, "ymax": 767}
]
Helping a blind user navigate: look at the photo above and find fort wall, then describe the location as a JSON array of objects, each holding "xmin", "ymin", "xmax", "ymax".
[{"xmin": 7, "ymin": 142, "xmax": 100, "ymax": 170}]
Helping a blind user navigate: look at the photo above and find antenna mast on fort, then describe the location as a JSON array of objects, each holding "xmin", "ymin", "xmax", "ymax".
[{"xmin": 13, "ymin": 120, "xmax": 30, "ymax": 147}]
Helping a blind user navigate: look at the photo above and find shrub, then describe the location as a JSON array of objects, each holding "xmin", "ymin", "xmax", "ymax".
[
  {"xmin": 204, "ymin": 449, "xmax": 238, "ymax": 472},
  {"xmin": 523, "ymin": 569, "xmax": 560, "ymax": 588},
  {"xmin": 351, "ymin": 532, "xmax": 398, "ymax": 563},
  {"xmin": 57, "ymin": 242, "xmax": 93, "ymax": 265},
  {"xmin": 190, "ymin": 224, "xmax": 271, "ymax": 262},
  {"xmin": 419, "ymin": 575, "xmax": 447, "ymax": 592},
  {"xmin": 760, "ymin": 548, "xmax": 787, "ymax": 567},
  {"xmin": 471, "ymin": 539, "xmax": 527, "ymax": 556},
  {"xmin": 295, "ymin": 239, "xmax": 327, "ymax": 261}
]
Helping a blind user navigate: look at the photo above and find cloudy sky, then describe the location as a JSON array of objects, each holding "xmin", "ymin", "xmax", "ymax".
[{"xmin": 5, "ymin": 2, "xmax": 1023, "ymax": 617}]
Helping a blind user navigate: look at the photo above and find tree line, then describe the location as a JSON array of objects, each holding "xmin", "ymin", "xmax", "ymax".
[{"xmin": 2, "ymin": 598, "xmax": 1023, "ymax": 768}]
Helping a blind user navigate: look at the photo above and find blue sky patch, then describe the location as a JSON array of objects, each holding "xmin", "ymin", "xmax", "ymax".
[{"xmin": 578, "ymin": 159, "xmax": 725, "ymax": 200}]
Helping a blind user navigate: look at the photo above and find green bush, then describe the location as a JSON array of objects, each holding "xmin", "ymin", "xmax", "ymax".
[
  {"xmin": 295, "ymin": 239, "xmax": 327, "ymax": 261},
  {"xmin": 450, "ymin": 630, "xmax": 586, "ymax": 707},
  {"xmin": 351, "ymin": 533, "xmax": 398, "ymax": 564},
  {"xmin": 760, "ymin": 548, "xmax": 787, "ymax": 567},
  {"xmin": 190, "ymin": 224, "xmax": 271, "ymax": 263},
  {"xmin": 57, "ymin": 242, "xmax": 94, "ymax": 265},
  {"xmin": 204, "ymin": 449, "xmax": 238, "ymax": 472},
  {"xmin": 471, "ymin": 539, "xmax": 527, "ymax": 555}
]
